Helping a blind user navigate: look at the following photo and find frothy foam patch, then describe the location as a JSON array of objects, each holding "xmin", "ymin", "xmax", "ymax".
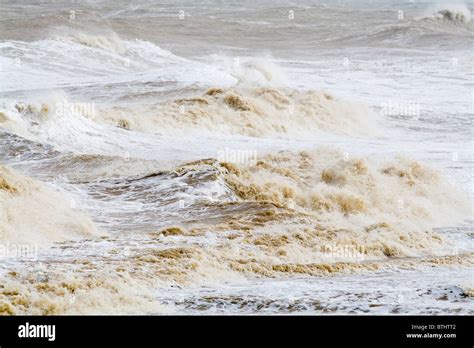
[
  {"xmin": 166, "ymin": 148, "xmax": 471, "ymax": 263},
  {"xmin": 0, "ymin": 147, "xmax": 472, "ymax": 314},
  {"xmin": 0, "ymin": 92, "xmax": 78, "ymax": 141},
  {"xmin": 0, "ymin": 266, "xmax": 171, "ymax": 315},
  {"xmin": 0, "ymin": 93, "xmax": 97, "ymax": 143},
  {"xmin": 220, "ymin": 148, "xmax": 471, "ymax": 231},
  {"xmin": 0, "ymin": 165, "xmax": 100, "ymax": 246},
  {"xmin": 95, "ymin": 87, "xmax": 378, "ymax": 137}
]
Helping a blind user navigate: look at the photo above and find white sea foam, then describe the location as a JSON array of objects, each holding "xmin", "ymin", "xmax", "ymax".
[{"xmin": 0, "ymin": 165, "xmax": 100, "ymax": 246}]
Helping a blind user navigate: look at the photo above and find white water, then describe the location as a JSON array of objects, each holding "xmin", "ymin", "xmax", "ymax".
[{"xmin": 0, "ymin": 0, "xmax": 473, "ymax": 314}]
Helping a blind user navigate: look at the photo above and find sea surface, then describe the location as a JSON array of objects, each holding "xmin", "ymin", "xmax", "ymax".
[{"xmin": 0, "ymin": 0, "xmax": 473, "ymax": 314}]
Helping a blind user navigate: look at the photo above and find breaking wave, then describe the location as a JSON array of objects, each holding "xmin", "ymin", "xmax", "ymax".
[
  {"xmin": 0, "ymin": 165, "xmax": 99, "ymax": 246},
  {"xmin": 332, "ymin": 4, "xmax": 473, "ymax": 46},
  {"xmin": 86, "ymin": 87, "xmax": 377, "ymax": 137},
  {"xmin": 0, "ymin": 87, "xmax": 378, "ymax": 142},
  {"xmin": 1, "ymin": 147, "xmax": 472, "ymax": 314},
  {"xmin": 1, "ymin": 9, "xmax": 472, "ymax": 315},
  {"xmin": 0, "ymin": 32, "xmax": 237, "ymax": 93},
  {"xmin": 148, "ymin": 147, "xmax": 471, "ymax": 268},
  {"xmin": 55, "ymin": 29, "xmax": 127, "ymax": 53},
  {"xmin": 420, "ymin": 4, "xmax": 472, "ymax": 23},
  {"xmin": 0, "ymin": 30, "xmax": 378, "ymax": 140}
]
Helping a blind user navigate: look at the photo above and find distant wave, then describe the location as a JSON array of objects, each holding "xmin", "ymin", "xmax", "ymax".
[
  {"xmin": 320, "ymin": 4, "xmax": 472, "ymax": 46},
  {"xmin": 419, "ymin": 4, "xmax": 472, "ymax": 23},
  {"xmin": 432, "ymin": 9, "xmax": 471, "ymax": 22}
]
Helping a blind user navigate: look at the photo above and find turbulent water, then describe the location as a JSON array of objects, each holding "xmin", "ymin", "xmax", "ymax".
[{"xmin": 0, "ymin": 0, "xmax": 473, "ymax": 314}]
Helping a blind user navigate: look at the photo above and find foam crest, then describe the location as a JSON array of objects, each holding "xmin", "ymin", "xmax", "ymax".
[
  {"xmin": 0, "ymin": 165, "xmax": 100, "ymax": 246},
  {"xmin": 220, "ymin": 149, "xmax": 471, "ymax": 232},
  {"xmin": 96, "ymin": 87, "xmax": 378, "ymax": 137},
  {"xmin": 422, "ymin": 3, "xmax": 472, "ymax": 23}
]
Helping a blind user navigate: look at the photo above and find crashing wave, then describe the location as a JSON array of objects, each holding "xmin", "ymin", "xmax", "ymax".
[
  {"xmin": 0, "ymin": 32, "xmax": 237, "ymax": 93},
  {"xmin": 159, "ymin": 148, "xmax": 471, "ymax": 263},
  {"xmin": 93, "ymin": 87, "xmax": 378, "ymax": 137},
  {"xmin": 0, "ymin": 148, "xmax": 471, "ymax": 314},
  {"xmin": 421, "ymin": 4, "xmax": 472, "ymax": 23},
  {"xmin": 435, "ymin": 9, "xmax": 471, "ymax": 22},
  {"xmin": 61, "ymin": 31, "xmax": 126, "ymax": 53},
  {"xmin": 0, "ymin": 165, "xmax": 99, "ymax": 246},
  {"xmin": 0, "ymin": 86, "xmax": 378, "ymax": 142}
]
